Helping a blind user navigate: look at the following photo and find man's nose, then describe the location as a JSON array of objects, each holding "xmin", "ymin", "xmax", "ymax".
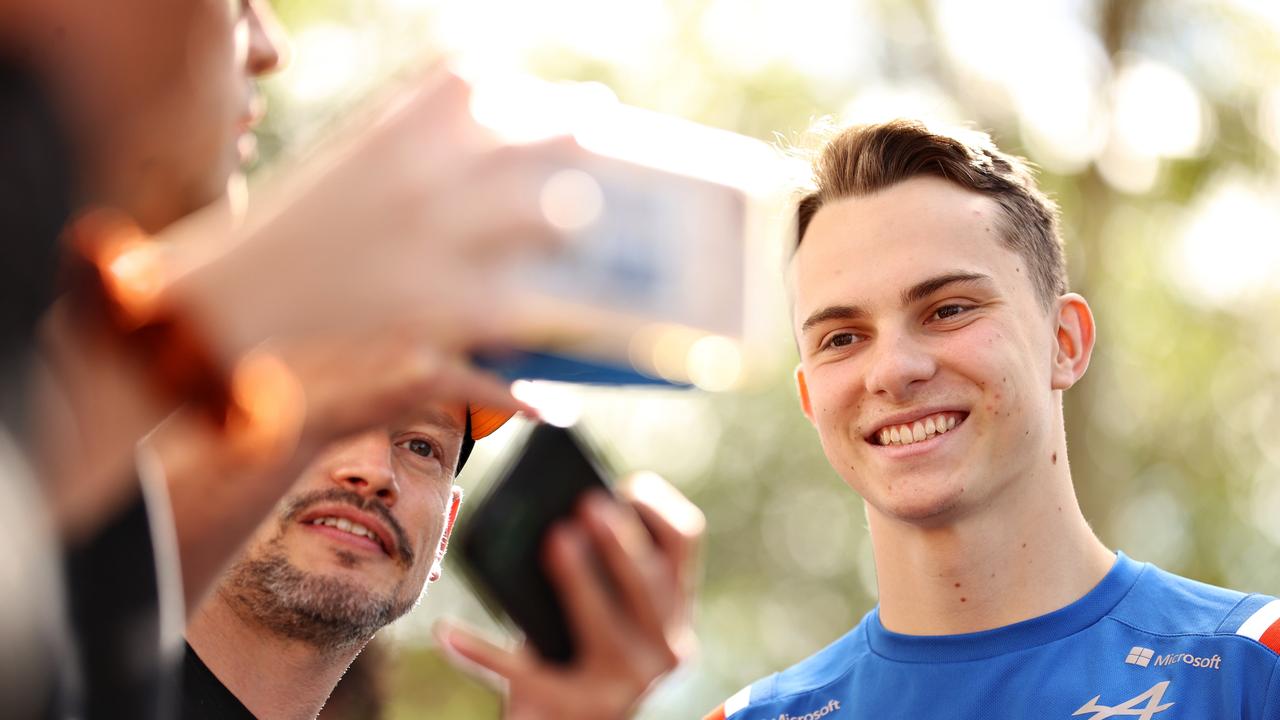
[
  {"xmin": 863, "ymin": 328, "xmax": 937, "ymax": 402},
  {"xmin": 245, "ymin": 0, "xmax": 291, "ymax": 76},
  {"xmin": 327, "ymin": 432, "xmax": 399, "ymax": 506}
]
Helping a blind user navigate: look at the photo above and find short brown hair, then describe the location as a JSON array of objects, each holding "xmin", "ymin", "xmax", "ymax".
[{"xmin": 793, "ymin": 119, "xmax": 1067, "ymax": 305}]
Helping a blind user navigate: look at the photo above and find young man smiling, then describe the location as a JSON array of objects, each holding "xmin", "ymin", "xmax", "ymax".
[{"xmin": 706, "ymin": 120, "xmax": 1280, "ymax": 719}]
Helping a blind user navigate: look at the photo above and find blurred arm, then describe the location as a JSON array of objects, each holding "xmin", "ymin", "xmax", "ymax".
[{"xmin": 36, "ymin": 64, "xmax": 580, "ymax": 614}]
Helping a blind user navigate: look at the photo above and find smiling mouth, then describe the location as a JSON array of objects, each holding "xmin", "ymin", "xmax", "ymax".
[
  {"xmin": 303, "ymin": 515, "xmax": 388, "ymax": 555},
  {"xmin": 868, "ymin": 411, "xmax": 968, "ymax": 447}
]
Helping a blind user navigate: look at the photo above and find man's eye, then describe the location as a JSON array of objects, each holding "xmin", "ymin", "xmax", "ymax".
[
  {"xmin": 404, "ymin": 438, "xmax": 434, "ymax": 459},
  {"xmin": 826, "ymin": 332, "xmax": 856, "ymax": 348},
  {"xmin": 933, "ymin": 304, "xmax": 969, "ymax": 320}
]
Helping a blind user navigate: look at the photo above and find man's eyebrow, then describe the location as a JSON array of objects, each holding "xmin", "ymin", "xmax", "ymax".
[
  {"xmin": 801, "ymin": 304, "xmax": 867, "ymax": 333},
  {"xmin": 901, "ymin": 272, "xmax": 993, "ymax": 306},
  {"xmin": 799, "ymin": 272, "xmax": 993, "ymax": 334},
  {"xmin": 411, "ymin": 407, "xmax": 464, "ymax": 436}
]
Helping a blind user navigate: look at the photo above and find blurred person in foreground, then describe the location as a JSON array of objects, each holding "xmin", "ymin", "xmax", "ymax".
[
  {"xmin": 14, "ymin": 0, "xmax": 561, "ymax": 575},
  {"xmin": 182, "ymin": 408, "xmax": 702, "ymax": 720},
  {"xmin": 0, "ymin": 52, "xmax": 77, "ymax": 720},
  {"xmin": 706, "ymin": 120, "xmax": 1280, "ymax": 719},
  {"xmin": 0, "ymin": 1, "xmax": 703, "ymax": 718}
]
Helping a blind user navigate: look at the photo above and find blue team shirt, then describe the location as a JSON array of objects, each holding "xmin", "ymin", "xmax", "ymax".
[{"xmin": 709, "ymin": 553, "xmax": 1280, "ymax": 720}]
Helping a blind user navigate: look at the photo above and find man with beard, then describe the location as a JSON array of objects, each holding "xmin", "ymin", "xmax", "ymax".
[{"xmin": 184, "ymin": 406, "xmax": 701, "ymax": 720}]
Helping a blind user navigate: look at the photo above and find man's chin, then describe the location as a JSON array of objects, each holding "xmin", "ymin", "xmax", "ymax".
[
  {"xmin": 303, "ymin": 563, "xmax": 395, "ymax": 593},
  {"xmin": 194, "ymin": 171, "xmax": 243, "ymax": 224},
  {"xmin": 149, "ymin": 175, "xmax": 239, "ymax": 237},
  {"xmin": 223, "ymin": 171, "xmax": 247, "ymax": 221},
  {"xmin": 857, "ymin": 475, "xmax": 971, "ymax": 527},
  {"xmin": 875, "ymin": 495, "xmax": 965, "ymax": 526},
  {"xmin": 222, "ymin": 550, "xmax": 411, "ymax": 652}
]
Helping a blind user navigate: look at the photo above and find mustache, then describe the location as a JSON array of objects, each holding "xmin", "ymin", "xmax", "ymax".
[{"xmin": 281, "ymin": 488, "xmax": 414, "ymax": 566}]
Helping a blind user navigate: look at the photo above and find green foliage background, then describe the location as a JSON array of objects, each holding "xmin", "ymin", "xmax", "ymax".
[{"xmin": 251, "ymin": 1, "xmax": 1280, "ymax": 717}]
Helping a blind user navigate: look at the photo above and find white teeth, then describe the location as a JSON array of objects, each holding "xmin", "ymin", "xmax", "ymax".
[
  {"xmin": 876, "ymin": 413, "xmax": 962, "ymax": 447},
  {"xmin": 309, "ymin": 516, "xmax": 379, "ymax": 545}
]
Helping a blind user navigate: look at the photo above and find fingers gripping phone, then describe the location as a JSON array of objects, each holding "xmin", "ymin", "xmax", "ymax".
[{"xmin": 455, "ymin": 423, "xmax": 612, "ymax": 664}]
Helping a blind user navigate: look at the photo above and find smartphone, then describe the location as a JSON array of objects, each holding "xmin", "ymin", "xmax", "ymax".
[
  {"xmin": 454, "ymin": 423, "xmax": 613, "ymax": 664},
  {"xmin": 476, "ymin": 150, "xmax": 747, "ymax": 387},
  {"xmin": 465, "ymin": 73, "xmax": 792, "ymax": 389}
]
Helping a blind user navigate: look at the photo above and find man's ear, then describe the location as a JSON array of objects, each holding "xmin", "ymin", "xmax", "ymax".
[
  {"xmin": 1050, "ymin": 293, "xmax": 1096, "ymax": 391},
  {"xmin": 428, "ymin": 487, "xmax": 463, "ymax": 583},
  {"xmin": 795, "ymin": 365, "xmax": 816, "ymax": 424}
]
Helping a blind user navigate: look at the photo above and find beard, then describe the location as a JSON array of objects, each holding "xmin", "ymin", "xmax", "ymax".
[{"xmin": 220, "ymin": 528, "xmax": 418, "ymax": 654}]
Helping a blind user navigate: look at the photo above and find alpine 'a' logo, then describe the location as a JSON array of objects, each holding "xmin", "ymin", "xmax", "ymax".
[{"xmin": 1072, "ymin": 681, "xmax": 1174, "ymax": 719}]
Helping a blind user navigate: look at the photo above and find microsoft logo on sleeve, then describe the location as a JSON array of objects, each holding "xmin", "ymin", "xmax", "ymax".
[{"xmin": 1125, "ymin": 647, "xmax": 1155, "ymax": 667}]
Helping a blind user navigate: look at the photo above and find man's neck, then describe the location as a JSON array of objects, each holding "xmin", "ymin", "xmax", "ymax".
[
  {"xmin": 186, "ymin": 593, "xmax": 363, "ymax": 720},
  {"xmin": 868, "ymin": 448, "xmax": 1114, "ymax": 637}
]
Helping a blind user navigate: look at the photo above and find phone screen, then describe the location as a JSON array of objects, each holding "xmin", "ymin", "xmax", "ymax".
[{"xmin": 454, "ymin": 423, "xmax": 612, "ymax": 663}]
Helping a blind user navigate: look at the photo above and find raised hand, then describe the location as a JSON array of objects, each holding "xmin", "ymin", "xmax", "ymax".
[{"xmin": 435, "ymin": 472, "xmax": 704, "ymax": 720}]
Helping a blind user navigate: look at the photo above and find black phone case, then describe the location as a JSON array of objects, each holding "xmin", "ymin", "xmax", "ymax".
[{"xmin": 455, "ymin": 423, "xmax": 612, "ymax": 664}]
